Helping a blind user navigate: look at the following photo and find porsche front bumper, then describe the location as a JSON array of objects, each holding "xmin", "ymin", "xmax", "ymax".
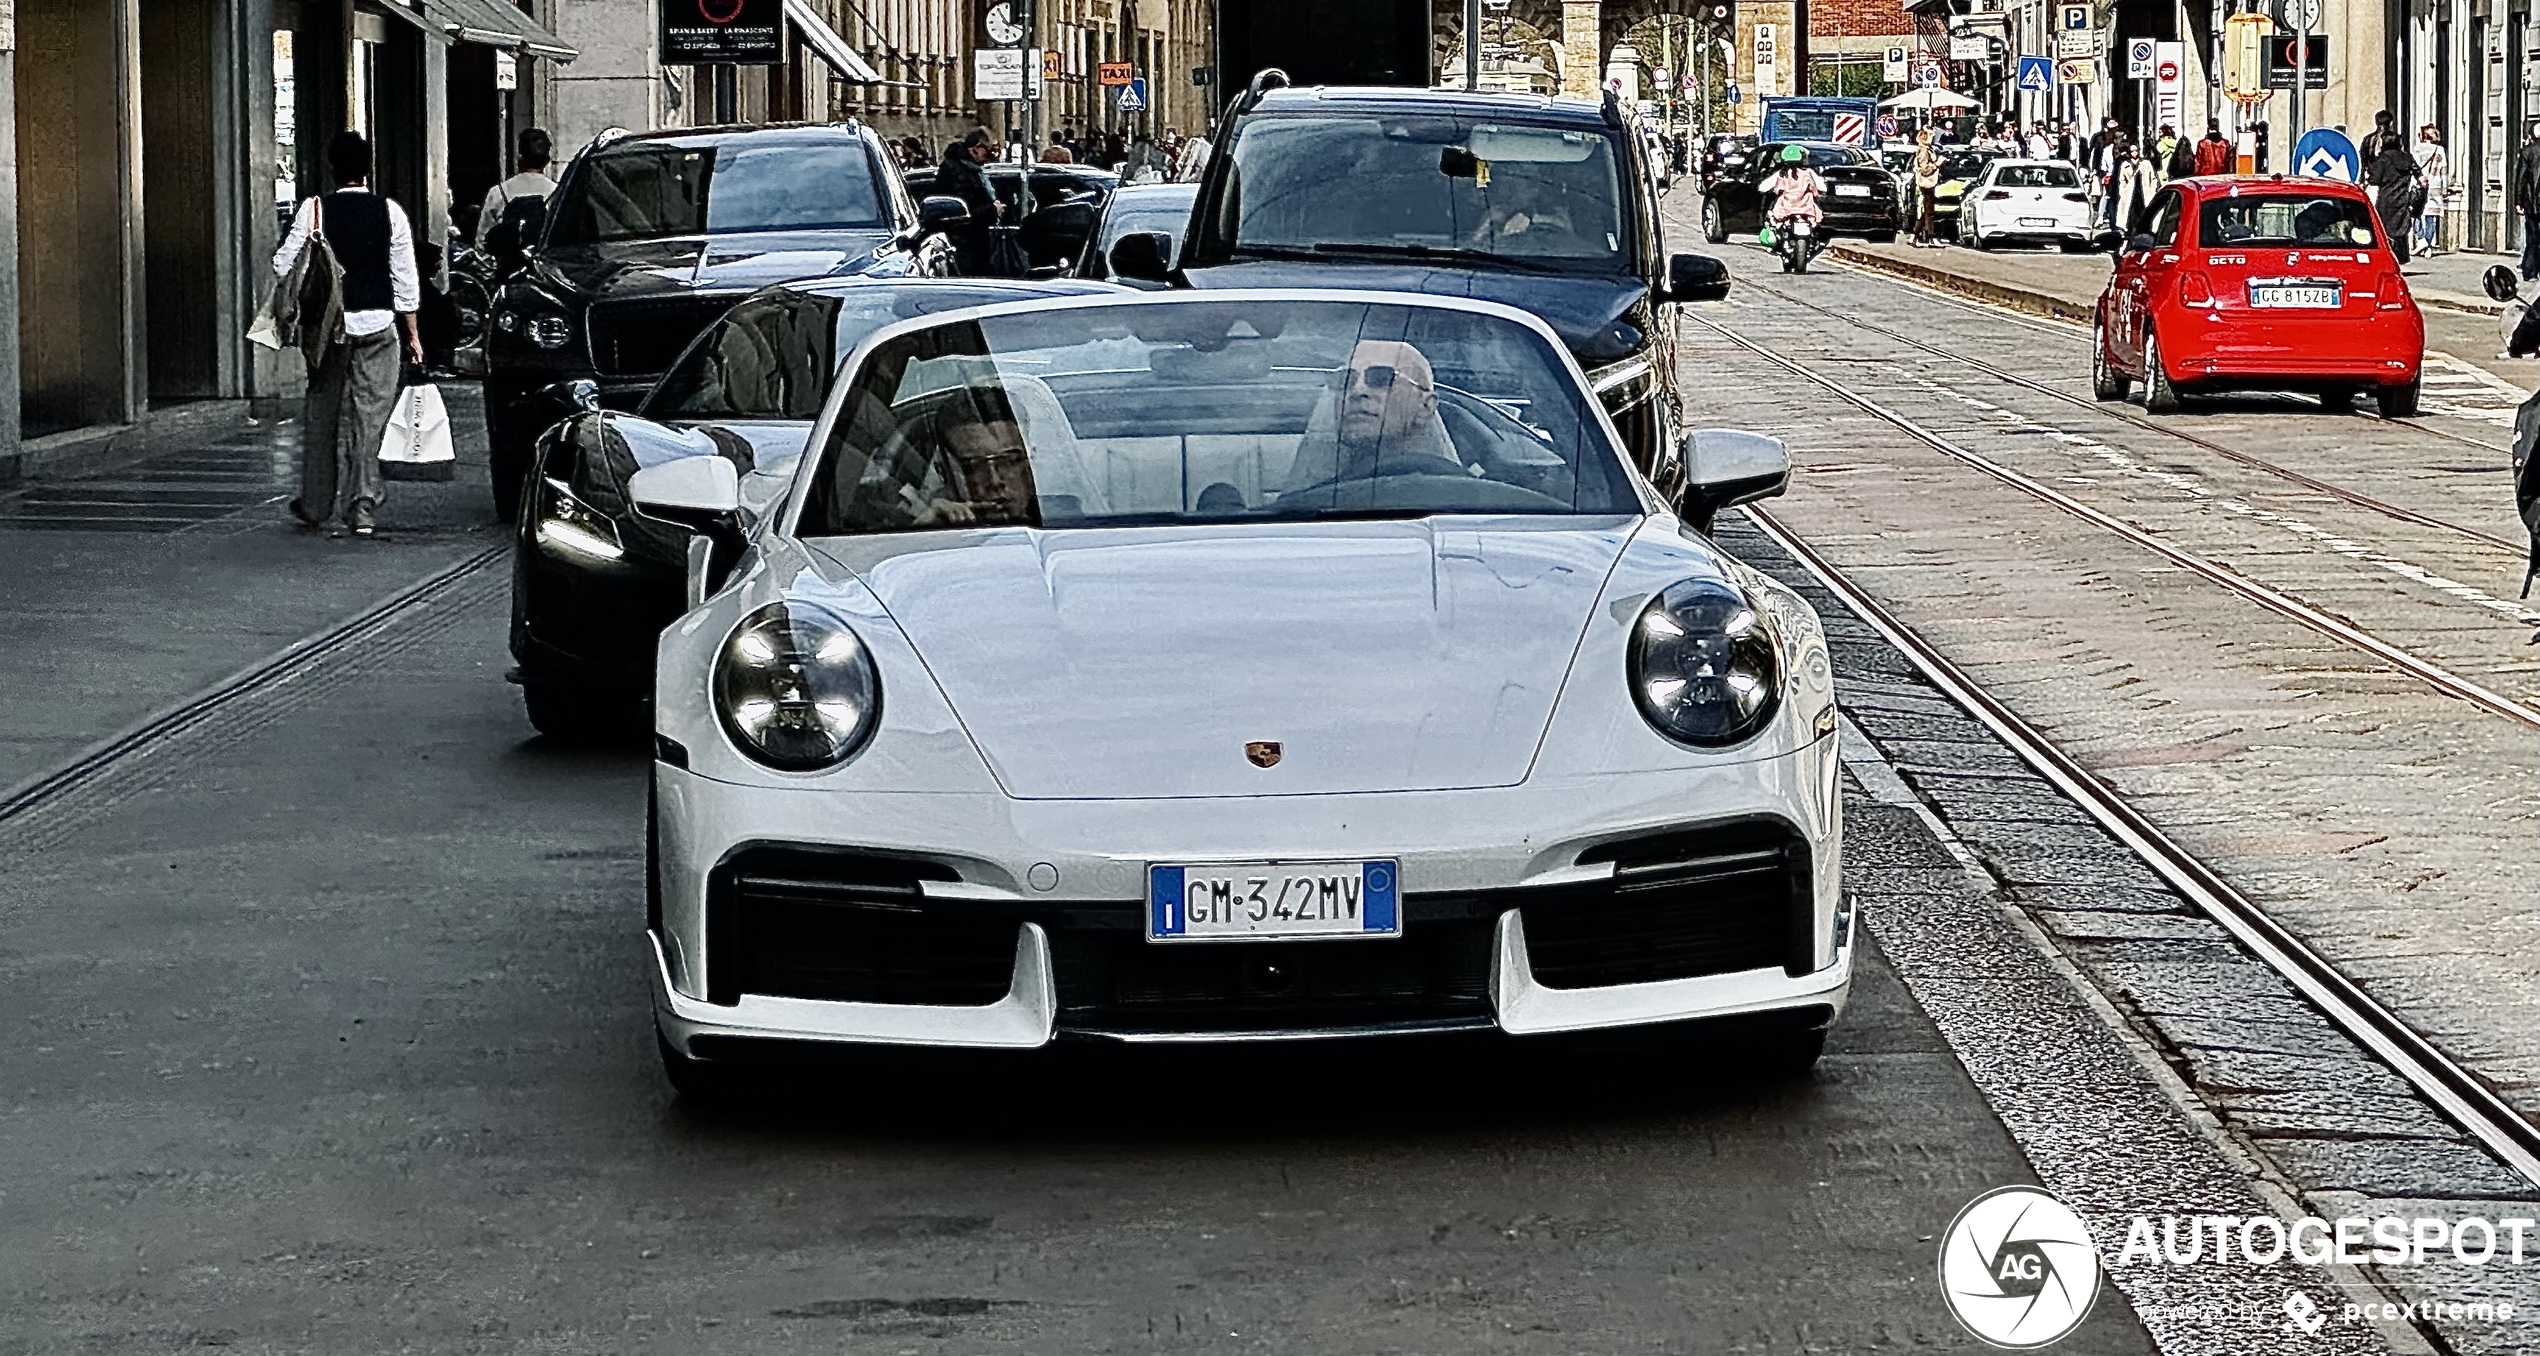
[{"xmin": 648, "ymin": 746, "xmax": 1850, "ymax": 1053}]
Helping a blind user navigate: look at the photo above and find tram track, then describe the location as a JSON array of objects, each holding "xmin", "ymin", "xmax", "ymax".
[
  {"xmin": 1692, "ymin": 309, "xmax": 2540, "ymax": 732},
  {"xmin": 1744, "ymin": 501, "xmax": 2540, "ymax": 1190},
  {"xmin": 1734, "ymin": 273, "xmax": 2525, "ymax": 555}
]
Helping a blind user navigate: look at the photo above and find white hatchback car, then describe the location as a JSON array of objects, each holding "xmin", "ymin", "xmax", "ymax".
[
  {"xmin": 631, "ymin": 291, "xmax": 1849, "ymax": 1094},
  {"xmin": 1961, "ymin": 158, "xmax": 2098, "ymax": 251}
]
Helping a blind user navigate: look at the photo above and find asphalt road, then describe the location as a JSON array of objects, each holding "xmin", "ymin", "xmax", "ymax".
[{"xmin": 0, "ymin": 405, "xmax": 2172, "ymax": 1352}]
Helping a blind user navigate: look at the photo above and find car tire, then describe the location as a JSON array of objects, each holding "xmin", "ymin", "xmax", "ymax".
[
  {"xmin": 1969, "ymin": 226, "xmax": 1992, "ymax": 251},
  {"xmin": 1702, "ymin": 198, "xmax": 1729, "ymax": 244},
  {"xmin": 2091, "ymin": 316, "xmax": 2131, "ymax": 401},
  {"xmin": 2379, "ymin": 375, "xmax": 2423, "ymax": 417},
  {"xmin": 2142, "ymin": 329, "xmax": 2182, "ymax": 414},
  {"xmin": 523, "ymin": 680, "xmax": 640, "ymax": 743}
]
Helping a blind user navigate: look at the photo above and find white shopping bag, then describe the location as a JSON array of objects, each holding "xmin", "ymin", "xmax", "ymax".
[{"xmin": 379, "ymin": 383, "xmax": 456, "ymax": 482}]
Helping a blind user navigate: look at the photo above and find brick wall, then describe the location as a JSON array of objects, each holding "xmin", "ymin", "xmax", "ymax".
[{"xmin": 1810, "ymin": 0, "xmax": 1913, "ymax": 45}]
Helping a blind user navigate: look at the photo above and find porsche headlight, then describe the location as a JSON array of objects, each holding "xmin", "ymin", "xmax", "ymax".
[
  {"xmin": 1630, "ymin": 578, "xmax": 1783, "ymax": 747},
  {"xmin": 713, "ymin": 601, "xmax": 881, "ymax": 771}
]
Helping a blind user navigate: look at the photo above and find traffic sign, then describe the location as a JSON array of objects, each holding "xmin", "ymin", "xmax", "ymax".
[
  {"xmin": 1883, "ymin": 44, "xmax": 1909, "ymax": 82},
  {"xmin": 1117, "ymin": 76, "xmax": 1148, "ymax": 112},
  {"xmin": 2155, "ymin": 40, "xmax": 2184, "ymax": 126},
  {"xmin": 2060, "ymin": 3, "xmax": 2092, "ymax": 30},
  {"xmin": 2293, "ymin": 126, "xmax": 2359, "ymax": 181},
  {"xmin": 1726, "ymin": 83, "xmax": 1741, "ymax": 103},
  {"xmin": 2055, "ymin": 30, "xmax": 2099, "ymax": 58},
  {"xmin": 2015, "ymin": 54, "xmax": 2053, "ymax": 92},
  {"xmin": 2126, "ymin": 37, "xmax": 2154, "ymax": 78},
  {"xmin": 1915, "ymin": 63, "xmax": 1942, "ymax": 89},
  {"xmin": 1682, "ymin": 74, "xmax": 1698, "ymax": 91},
  {"xmin": 2056, "ymin": 57, "xmax": 2094, "ymax": 85},
  {"xmin": 1875, "ymin": 113, "xmax": 1899, "ymax": 138},
  {"xmin": 1097, "ymin": 60, "xmax": 1134, "ymax": 87}
]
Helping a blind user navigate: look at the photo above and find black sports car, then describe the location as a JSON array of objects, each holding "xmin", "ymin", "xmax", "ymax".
[
  {"xmin": 900, "ymin": 163, "xmax": 1116, "ymax": 276},
  {"xmin": 508, "ymin": 275, "xmax": 1121, "ymax": 738},
  {"xmin": 483, "ymin": 122, "xmax": 962, "ymax": 523},
  {"xmin": 1700, "ymin": 141, "xmax": 1902, "ymax": 244}
]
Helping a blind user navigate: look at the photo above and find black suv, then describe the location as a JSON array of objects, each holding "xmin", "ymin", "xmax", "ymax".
[
  {"xmin": 483, "ymin": 122, "xmax": 958, "ymax": 521},
  {"xmin": 1112, "ymin": 81, "xmax": 1730, "ymax": 497}
]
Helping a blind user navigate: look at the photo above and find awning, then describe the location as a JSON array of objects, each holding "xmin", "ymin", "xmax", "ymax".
[
  {"xmin": 407, "ymin": 0, "xmax": 579, "ymax": 62},
  {"xmin": 785, "ymin": 0, "xmax": 885, "ymax": 83}
]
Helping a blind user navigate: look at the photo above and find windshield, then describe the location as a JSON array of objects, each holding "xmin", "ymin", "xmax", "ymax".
[
  {"xmin": 1098, "ymin": 188, "xmax": 1198, "ymax": 261},
  {"xmin": 1990, "ymin": 164, "xmax": 2080, "ymax": 188},
  {"xmin": 546, "ymin": 139, "xmax": 888, "ymax": 244},
  {"xmin": 2197, "ymin": 193, "xmax": 2378, "ymax": 247},
  {"xmin": 646, "ymin": 284, "xmax": 1093, "ymax": 423},
  {"xmin": 1202, "ymin": 114, "xmax": 1630, "ymax": 273},
  {"xmin": 797, "ymin": 300, "xmax": 1638, "ymax": 536}
]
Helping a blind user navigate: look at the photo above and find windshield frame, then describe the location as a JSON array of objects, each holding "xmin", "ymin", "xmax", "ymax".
[
  {"xmin": 1183, "ymin": 108, "xmax": 1651, "ymax": 279},
  {"xmin": 773, "ymin": 289, "xmax": 1658, "ymax": 541},
  {"xmin": 540, "ymin": 130, "xmax": 897, "ymax": 247}
]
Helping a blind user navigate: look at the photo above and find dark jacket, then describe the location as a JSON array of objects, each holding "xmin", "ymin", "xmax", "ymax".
[
  {"xmin": 933, "ymin": 146, "xmax": 997, "ymax": 226},
  {"xmin": 2515, "ymin": 141, "xmax": 2540, "ymax": 214}
]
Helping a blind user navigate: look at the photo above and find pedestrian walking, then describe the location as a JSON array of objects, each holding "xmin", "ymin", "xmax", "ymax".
[
  {"xmin": 2415, "ymin": 125, "xmax": 2450, "ymax": 255},
  {"xmin": 2113, "ymin": 139, "xmax": 2160, "ymax": 238},
  {"xmin": 2516, "ymin": 125, "xmax": 2540, "ymax": 281},
  {"xmin": 2053, "ymin": 121, "xmax": 2084, "ymax": 165},
  {"xmin": 2094, "ymin": 133, "xmax": 2128, "ymax": 235},
  {"xmin": 1911, "ymin": 129, "xmax": 1942, "ymax": 247},
  {"xmin": 2360, "ymin": 109, "xmax": 2396, "ymax": 164},
  {"xmin": 2365, "ymin": 133, "xmax": 2423, "ymax": 264},
  {"xmin": 2024, "ymin": 122, "xmax": 2053, "ymax": 160},
  {"xmin": 273, "ymin": 131, "xmax": 420, "ymax": 539},
  {"xmin": 474, "ymin": 127, "xmax": 555, "ymax": 254},
  {"xmin": 2163, "ymin": 126, "xmax": 2196, "ymax": 180},
  {"xmin": 935, "ymin": 129, "xmax": 1001, "ymax": 275},
  {"xmin": 2194, "ymin": 121, "xmax": 2234, "ymax": 176}
]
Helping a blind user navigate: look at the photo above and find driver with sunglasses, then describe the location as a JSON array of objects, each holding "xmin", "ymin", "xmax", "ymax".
[{"xmin": 1281, "ymin": 340, "xmax": 1466, "ymax": 498}]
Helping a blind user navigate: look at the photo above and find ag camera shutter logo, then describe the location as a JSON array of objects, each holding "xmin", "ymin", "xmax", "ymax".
[{"xmin": 1939, "ymin": 1186, "xmax": 2102, "ymax": 1348}]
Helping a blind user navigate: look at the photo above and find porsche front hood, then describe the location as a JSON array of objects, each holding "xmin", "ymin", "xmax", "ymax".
[{"xmin": 835, "ymin": 518, "xmax": 1635, "ymax": 799}]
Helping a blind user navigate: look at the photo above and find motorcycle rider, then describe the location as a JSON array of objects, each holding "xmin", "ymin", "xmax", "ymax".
[{"xmin": 1763, "ymin": 144, "xmax": 1827, "ymax": 268}]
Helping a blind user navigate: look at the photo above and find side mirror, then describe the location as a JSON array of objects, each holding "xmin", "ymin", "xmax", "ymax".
[
  {"xmin": 629, "ymin": 456, "xmax": 741, "ymax": 534},
  {"xmin": 547, "ymin": 378, "xmax": 601, "ymax": 413},
  {"xmin": 2125, "ymin": 233, "xmax": 2157, "ymax": 255},
  {"xmin": 916, "ymin": 195, "xmax": 970, "ymax": 234},
  {"xmin": 1108, "ymin": 230, "xmax": 1174, "ymax": 283},
  {"xmin": 1668, "ymin": 252, "xmax": 1731, "ymax": 303},
  {"xmin": 1678, "ymin": 429, "xmax": 1791, "ymax": 533}
]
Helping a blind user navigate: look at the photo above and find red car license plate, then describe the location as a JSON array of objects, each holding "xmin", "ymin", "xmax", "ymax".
[{"xmin": 2249, "ymin": 283, "xmax": 2340, "ymax": 309}]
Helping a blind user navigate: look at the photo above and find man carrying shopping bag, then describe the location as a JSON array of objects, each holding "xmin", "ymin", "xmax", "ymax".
[{"xmin": 274, "ymin": 130, "xmax": 422, "ymax": 538}]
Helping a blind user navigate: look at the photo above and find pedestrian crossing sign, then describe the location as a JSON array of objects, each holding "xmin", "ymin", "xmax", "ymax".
[
  {"xmin": 1117, "ymin": 76, "xmax": 1148, "ymax": 112},
  {"xmin": 2016, "ymin": 54, "xmax": 2053, "ymax": 91}
]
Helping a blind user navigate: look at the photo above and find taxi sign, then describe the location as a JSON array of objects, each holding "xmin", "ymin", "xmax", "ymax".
[{"xmin": 1097, "ymin": 60, "xmax": 1134, "ymax": 86}]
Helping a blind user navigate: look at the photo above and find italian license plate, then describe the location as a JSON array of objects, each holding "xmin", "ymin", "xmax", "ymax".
[
  {"xmin": 2018, "ymin": 216, "xmax": 2057, "ymax": 227},
  {"xmin": 1833, "ymin": 184, "xmax": 1870, "ymax": 197},
  {"xmin": 2250, "ymin": 283, "xmax": 2340, "ymax": 309},
  {"xmin": 1148, "ymin": 861, "xmax": 1400, "ymax": 942}
]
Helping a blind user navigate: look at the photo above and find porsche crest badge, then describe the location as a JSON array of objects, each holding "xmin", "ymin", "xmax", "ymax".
[{"xmin": 1245, "ymin": 741, "xmax": 1283, "ymax": 768}]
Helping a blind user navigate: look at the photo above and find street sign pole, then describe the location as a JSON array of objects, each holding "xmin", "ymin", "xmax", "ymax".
[{"xmin": 1465, "ymin": 0, "xmax": 1481, "ymax": 91}]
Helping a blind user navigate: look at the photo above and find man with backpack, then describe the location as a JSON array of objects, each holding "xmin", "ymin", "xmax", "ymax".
[
  {"xmin": 272, "ymin": 130, "xmax": 421, "ymax": 539},
  {"xmin": 476, "ymin": 127, "xmax": 556, "ymax": 257}
]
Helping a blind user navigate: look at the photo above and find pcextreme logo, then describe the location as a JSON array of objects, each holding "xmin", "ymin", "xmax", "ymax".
[{"xmin": 1940, "ymin": 1186, "xmax": 2103, "ymax": 1348}]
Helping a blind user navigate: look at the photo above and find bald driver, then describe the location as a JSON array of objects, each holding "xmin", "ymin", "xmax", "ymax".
[{"xmin": 1330, "ymin": 339, "xmax": 1449, "ymax": 480}]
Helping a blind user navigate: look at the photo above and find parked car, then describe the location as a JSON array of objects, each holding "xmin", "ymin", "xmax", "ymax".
[
  {"xmin": 628, "ymin": 289, "xmax": 1845, "ymax": 1093},
  {"xmin": 1960, "ymin": 159, "xmax": 2097, "ymax": 251},
  {"xmin": 2092, "ymin": 177, "xmax": 2423, "ymax": 415},
  {"xmin": 1075, "ymin": 181, "xmax": 1197, "ymax": 285},
  {"xmin": 1700, "ymin": 141, "xmax": 1902, "ymax": 245},
  {"xmin": 482, "ymin": 122, "xmax": 959, "ymax": 523},
  {"xmin": 507, "ymin": 275, "xmax": 1118, "ymax": 736},
  {"xmin": 1929, "ymin": 147, "xmax": 2004, "ymax": 240},
  {"xmin": 901, "ymin": 162, "xmax": 1116, "ymax": 275},
  {"xmin": 1121, "ymin": 80, "xmax": 1732, "ymax": 499}
]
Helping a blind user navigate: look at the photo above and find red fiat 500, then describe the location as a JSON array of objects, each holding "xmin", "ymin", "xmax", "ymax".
[{"xmin": 2093, "ymin": 177, "xmax": 2423, "ymax": 415}]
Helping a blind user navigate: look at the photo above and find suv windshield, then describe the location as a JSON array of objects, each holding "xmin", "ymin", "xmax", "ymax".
[
  {"xmin": 546, "ymin": 139, "xmax": 888, "ymax": 244},
  {"xmin": 1200, "ymin": 114, "xmax": 1631, "ymax": 274},
  {"xmin": 2198, "ymin": 193, "xmax": 2378, "ymax": 247},
  {"xmin": 798, "ymin": 300, "xmax": 1638, "ymax": 536}
]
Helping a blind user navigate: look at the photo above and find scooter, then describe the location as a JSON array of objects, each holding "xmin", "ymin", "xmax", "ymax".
[{"xmin": 1767, "ymin": 215, "xmax": 1819, "ymax": 274}]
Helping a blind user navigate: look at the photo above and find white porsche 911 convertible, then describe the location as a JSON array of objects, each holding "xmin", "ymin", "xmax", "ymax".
[{"xmin": 631, "ymin": 290, "xmax": 1849, "ymax": 1094}]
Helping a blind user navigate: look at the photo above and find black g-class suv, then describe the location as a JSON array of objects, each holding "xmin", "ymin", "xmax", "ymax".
[
  {"xmin": 483, "ymin": 121, "xmax": 958, "ymax": 521},
  {"xmin": 1110, "ymin": 77, "xmax": 1730, "ymax": 499}
]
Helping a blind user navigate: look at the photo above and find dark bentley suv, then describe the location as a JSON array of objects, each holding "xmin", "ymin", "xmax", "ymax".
[
  {"xmin": 483, "ymin": 122, "xmax": 958, "ymax": 522},
  {"xmin": 1109, "ymin": 78, "xmax": 1731, "ymax": 497}
]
